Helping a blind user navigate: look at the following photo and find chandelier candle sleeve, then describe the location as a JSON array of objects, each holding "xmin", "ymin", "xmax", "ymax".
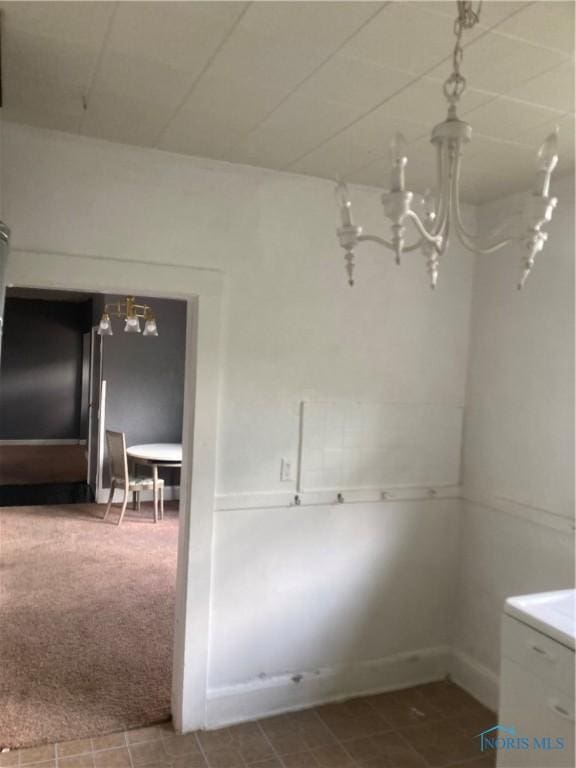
[
  {"xmin": 534, "ymin": 128, "xmax": 559, "ymax": 197},
  {"xmin": 335, "ymin": 181, "xmax": 353, "ymax": 227},
  {"xmin": 333, "ymin": 0, "xmax": 559, "ymax": 291},
  {"xmin": 389, "ymin": 132, "xmax": 408, "ymax": 193}
]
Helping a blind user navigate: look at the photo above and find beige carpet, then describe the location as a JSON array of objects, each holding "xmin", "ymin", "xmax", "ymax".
[{"xmin": 0, "ymin": 502, "xmax": 179, "ymax": 749}]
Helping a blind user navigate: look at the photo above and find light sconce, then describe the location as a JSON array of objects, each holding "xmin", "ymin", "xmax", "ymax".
[{"xmin": 97, "ymin": 296, "xmax": 159, "ymax": 337}]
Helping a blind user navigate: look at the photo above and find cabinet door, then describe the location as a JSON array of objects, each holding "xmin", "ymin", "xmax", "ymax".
[
  {"xmin": 498, "ymin": 657, "xmax": 574, "ymax": 768},
  {"xmin": 502, "ymin": 615, "xmax": 574, "ymax": 697}
]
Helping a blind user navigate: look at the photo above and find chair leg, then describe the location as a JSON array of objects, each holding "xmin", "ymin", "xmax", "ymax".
[
  {"xmin": 160, "ymin": 484, "xmax": 164, "ymax": 520},
  {"xmin": 153, "ymin": 465, "xmax": 159, "ymax": 524},
  {"xmin": 117, "ymin": 488, "xmax": 129, "ymax": 526},
  {"xmin": 133, "ymin": 490, "xmax": 137, "ymax": 510},
  {"xmin": 104, "ymin": 480, "xmax": 116, "ymax": 520},
  {"xmin": 137, "ymin": 491, "xmax": 141, "ymax": 512}
]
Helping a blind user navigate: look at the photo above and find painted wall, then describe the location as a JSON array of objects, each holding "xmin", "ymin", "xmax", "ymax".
[
  {"xmin": 0, "ymin": 107, "xmax": 7, "ymax": 363},
  {"xmin": 2, "ymin": 123, "xmax": 477, "ymax": 720},
  {"xmin": 454, "ymin": 174, "xmax": 576, "ymax": 708},
  {"xmin": 207, "ymin": 499, "xmax": 460, "ymax": 723},
  {"xmin": 101, "ymin": 294, "xmax": 186, "ymax": 447},
  {"xmin": 0, "ymin": 296, "xmax": 91, "ymax": 439}
]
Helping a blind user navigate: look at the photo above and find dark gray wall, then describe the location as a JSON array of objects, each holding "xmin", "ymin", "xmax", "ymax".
[
  {"xmin": 0, "ymin": 298, "xmax": 92, "ymax": 439},
  {"xmin": 102, "ymin": 296, "xmax": 186, "ymax": 448}
]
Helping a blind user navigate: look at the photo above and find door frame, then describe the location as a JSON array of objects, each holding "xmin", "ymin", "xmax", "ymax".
[
  {"xmin": 6, "ymin": 247, "xmax": 224, "ymax": 733},
  {"xmin": 86, "ymin": 326, "xmax": 102, "ymax": 492}
]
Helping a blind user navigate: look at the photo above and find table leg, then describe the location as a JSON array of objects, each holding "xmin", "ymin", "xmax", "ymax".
[{"xmin": 153, "ymin": 464, "xmax": 159, "ymax": 523}]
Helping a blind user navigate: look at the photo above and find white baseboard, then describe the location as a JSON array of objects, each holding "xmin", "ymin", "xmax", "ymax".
[
  {"xmin": 96, "ymin": 485, "xmax": 180, "ymax": 504},
  {"xmin": 449, "ymin": 649, "xmax": 499, "ymax": 713},
  {"xmin": 205, "ymin": 645, "xmax": 452, "ymax": 729},
  {"xmin": 0, "ymin": 439, "xmax": 87, "ymax": 446}
]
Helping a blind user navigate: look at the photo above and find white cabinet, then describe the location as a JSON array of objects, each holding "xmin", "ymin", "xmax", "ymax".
[{"xmin": 498, "ymin": 612, "xmax": 575, "ymax": 768}]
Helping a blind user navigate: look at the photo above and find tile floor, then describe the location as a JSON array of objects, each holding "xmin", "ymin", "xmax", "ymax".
[{"xmin": 0, "ymin": 681, "xmax": 497, "ymax": 768}]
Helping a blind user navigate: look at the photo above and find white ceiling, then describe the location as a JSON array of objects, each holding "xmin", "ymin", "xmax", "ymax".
[{"xmin": 1, "ymin": 1, "xmax": 574, "ymax": 203}]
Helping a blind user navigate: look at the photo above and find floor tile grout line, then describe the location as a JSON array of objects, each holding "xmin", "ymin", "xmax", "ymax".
[
  {"xmin": 254, "ymin": 720, "xmax": 289, "ymax": 768},
  {"xmin": 294, "ymin": 706, "xmax": 373, "ymax": 767},
  {"xmin": 192, "ymin": 729, "xmax": 211, "ymax": 768},
  {"xmin": 124, "ymin": 731, "xmax": 135, "ymax": 768}
]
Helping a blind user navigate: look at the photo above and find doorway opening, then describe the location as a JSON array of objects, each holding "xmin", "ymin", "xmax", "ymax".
[
  {"xmin": 2, "ymin": 248, "xmax": 223, "ymax": 745},
  {"xmin": 0, "ymin": 282, "xmax": 196, "ymax": 749}
]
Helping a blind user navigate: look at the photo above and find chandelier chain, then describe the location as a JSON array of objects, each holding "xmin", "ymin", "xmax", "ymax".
[{"xmin": 444, "ymin": 1, "xmax": 482, "ymax": 107}]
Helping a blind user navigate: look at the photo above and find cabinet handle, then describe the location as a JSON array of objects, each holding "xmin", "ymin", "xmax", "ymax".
[
  {"xmin": 530, "ymin": 643, "xmax": 555, "ymax": 662},
  {"xmin": 548, "ymin": 701, "xmax": 573, "ymax": 720}
]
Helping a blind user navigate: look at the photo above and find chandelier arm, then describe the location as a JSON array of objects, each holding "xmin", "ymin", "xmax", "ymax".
[
  {"xmin": 401, "ymin": 240, "xmax": 424, "ymax": 253},
  {"xmin": 452, "ymin": 145, "xmax": 479, "ymax": 242},
  {"xmin": 428, "ymin": 143, "xmax": 451, "ymax": 240},
  {"xmin": 431, "ymin": 143, "xmax": 447, "ymax": 232},
  {"xmin": 405, "ymin": 209, "xmax": 443, "ymax": 248},
  {"xmin": 452, "ymin": 208, "xmax": 518, "ymax": 254},
  {"xmin": 453, "ymin": 154, "xmax": 526, "ymax": 254},
  {"xmin": 104, "ymin": 302, "xmax": 124, "ymax": 316},
  {"xmin": 435, "ymin": 140, "xmax": 462, "ymax": 257},
  {"xmin": 356, "ymin": 234, "xmax": 393, "ymax": 249},
  {"xmin": 357, "ymin": 233, "xmax": 423, "ymax": 253}
]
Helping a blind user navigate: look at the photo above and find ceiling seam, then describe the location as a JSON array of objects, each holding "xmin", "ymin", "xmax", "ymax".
[
  {"xmin": 346, "ymin": 84, "xmax": 569, "ymax": 187},
  {"xmin": 152, "ymin": 2, "xmax": 252, "ymax": 147},
  {"xmin": 77, "ymin": 1, "xmax": 120, "ymax": 134},
  {"xmin": 281, "ymin": 1, "xmax": 541, "ymax": 174},
  {"xmin": 346, "ymin": 127, "xmax": 554, "ymax": 194},
  {"xmin": 216, "ymin": 1, "xmax": 392, "ymax": 160},
  {"xmin": 463, "ymin": 57, "xmax": 575, "ymax": 118}
]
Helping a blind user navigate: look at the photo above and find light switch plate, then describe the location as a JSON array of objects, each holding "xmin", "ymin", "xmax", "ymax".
[{"xmin": 280, "ymin": 458, "xmax": 293, "ymax": 482}]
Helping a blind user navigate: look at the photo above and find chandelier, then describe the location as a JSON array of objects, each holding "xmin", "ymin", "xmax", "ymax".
[
  {"xmin": 97, "ymin": 296, "xmax": 158, "ymax": 337},
  {"xmin": 335, "ymin": 0, "xmax": 559, "ymax": 290}
]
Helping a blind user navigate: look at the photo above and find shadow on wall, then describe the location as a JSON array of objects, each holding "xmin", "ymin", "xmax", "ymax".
[{"xmin": 0, "ymin": 296, "xmax": 92, "ymax": 440}]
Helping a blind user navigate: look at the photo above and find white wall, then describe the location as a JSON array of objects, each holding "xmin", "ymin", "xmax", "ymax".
[
  {"xmin": 3, "ymin": 123, "xmax": 476, "ymax": 721},
  {"xmin": 207, "ymin": 499, "xmax": 460, "ymax": 723},
  {"xmin": 3, "ymin": 124, "xmax": 475, "ymax": 498},
  {"xmin": 454, "ymin": 174, "xmax": 575, "ymax": 709},
  {"xmin": 211, "ymin": 501, "xmax": 458, "ymax": 687}
]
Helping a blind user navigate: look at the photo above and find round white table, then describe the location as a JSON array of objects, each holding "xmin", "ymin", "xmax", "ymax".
[
  {"xmin": 126, "ymin": 443, "xmax": 182, "ymax": 521},
  {"xmin": 127, "ymin": 443, "xmax": 182, "ymax": 465}
]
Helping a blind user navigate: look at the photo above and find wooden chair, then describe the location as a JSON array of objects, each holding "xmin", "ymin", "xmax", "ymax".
[{"xmin": 104, "ymin": 430, "xmax": 164, "ymax": 526}]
